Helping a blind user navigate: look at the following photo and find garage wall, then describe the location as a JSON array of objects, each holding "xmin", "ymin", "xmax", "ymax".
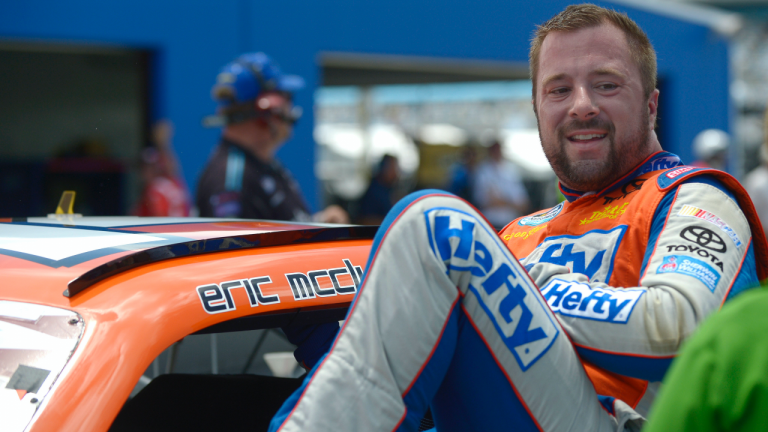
[{"xmin": 0, "ymin": 0, "xmax": 732, "ymax": 210}]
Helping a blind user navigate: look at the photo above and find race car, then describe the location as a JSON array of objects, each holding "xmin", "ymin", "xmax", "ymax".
[{"xmin": 0, "ymin": 212, "xmax": 375, "ymax": 432}]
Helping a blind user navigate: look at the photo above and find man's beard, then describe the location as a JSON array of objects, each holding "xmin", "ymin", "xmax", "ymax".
[{"xmin": 538, "ymin": 112, "xmax": 650, "ymax": 192}]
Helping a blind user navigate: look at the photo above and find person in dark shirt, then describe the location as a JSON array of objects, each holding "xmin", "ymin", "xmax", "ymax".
[
  {"xmin": 357, "ymin": 154, "xmax": 399, "ymax": 225},
  {"xmin": 197, "ymin": 52, "xmax": 347, "ymax": 223}
]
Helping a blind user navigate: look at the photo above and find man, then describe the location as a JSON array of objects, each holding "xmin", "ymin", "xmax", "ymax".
[
  {"xmin": 473, "ymin": 140, "xmax": 530, "ymax": 229},
  {"xmin": 690, "ymin": 128, "xmax": 729, "ymax": 170},
  {"xmin": 197, "ymin": 52, "xmax": 347, "ymax": 223},
  {"xmin": 269, "ymin": 5, "xmax": 768, "ymax": 432},
  {"xmin": 134, "ymin": 120, "xmax": 191, "ymax": 217},
  {"xmin": 357, "ymin": 154, "xmax": 400, "ymax": 225}
]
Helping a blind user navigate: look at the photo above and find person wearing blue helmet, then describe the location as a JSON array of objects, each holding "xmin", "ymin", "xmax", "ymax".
[{"xmin": 197, "ymin": 52, "xmax": 348, "ymax": 223}]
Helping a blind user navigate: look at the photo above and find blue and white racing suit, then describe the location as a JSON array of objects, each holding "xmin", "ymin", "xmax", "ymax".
[{"xmin": 271, "ymin": 153, "xmax": 766, "ymax": 432}]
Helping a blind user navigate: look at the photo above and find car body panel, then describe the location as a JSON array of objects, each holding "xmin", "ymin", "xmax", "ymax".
[{"xmin": 0, "ymin": 217, "xmax": 373, "ymax": 432}]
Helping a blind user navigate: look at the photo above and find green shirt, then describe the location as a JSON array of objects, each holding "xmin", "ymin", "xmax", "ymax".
[{"xmin": 644, "ymin": 286, "xmax": 768, "ymax": 431}]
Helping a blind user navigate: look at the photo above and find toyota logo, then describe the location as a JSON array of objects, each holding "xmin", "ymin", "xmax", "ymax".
[{"xmin": 680, "ymin": 226, "xmax": 726, "ymax": 253}]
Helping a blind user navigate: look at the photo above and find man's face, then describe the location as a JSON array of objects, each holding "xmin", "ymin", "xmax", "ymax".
[
  {"xmin": 534, "ymin": 23, "xmax": 659, "ymax": 191},
  {"xmin": 255, "ymin": 92, "xmax": 294, "ymax": 144}
]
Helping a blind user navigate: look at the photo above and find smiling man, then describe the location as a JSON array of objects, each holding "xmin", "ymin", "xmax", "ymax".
[
  {"xmin": 533, "ymin": 17, "xmax": 659, "ymax": 192},
  {"xmin": 268, "ymin": 5, "xmax": 768, "ymax": 432}
]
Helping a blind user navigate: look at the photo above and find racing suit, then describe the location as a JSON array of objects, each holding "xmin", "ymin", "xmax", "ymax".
[
  {"xmin": 270, "ymin": 151, "xmax": 768, "ymax": 431},
  {"xmin": 196, "ymin": 140, "xmax": 312, "ymax": 221}
]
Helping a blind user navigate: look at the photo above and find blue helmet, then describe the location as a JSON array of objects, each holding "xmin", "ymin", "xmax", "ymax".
[{"xmin": 211, "ymin": 52, "xmax": 304, "ymax": 107}]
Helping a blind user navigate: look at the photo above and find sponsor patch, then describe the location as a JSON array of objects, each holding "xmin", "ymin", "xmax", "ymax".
[
  {"xmin": 639, "ymin": 155, "xmax": 681, "ymax": 175},
  {"xmin": 677, "ymin": 204, "xmax": 742, "ymax": 248},
  {"xmin": 426, "ymin": 208, "xmax": 559, "ymax": 371},
  {"xmin": 518, "ymin": 202, "xmax": 564, "ymax": 227},
  {"xmin": 679, "ymin": 226, "xmax": 726, "ymax": 253},
  {"xmin": 666, "ymin": 166, "xmax": 695, "ymax": 179},
  {"xmin": 603, "ymin": 179, "xmax": 646, "ymax": 205},
  {"xmin": 540, "ymin": 279, "xmax": 644, "ymax": 323},
  {"xmin": 522, "ymin": 226, "xmax": 627, "ymax": 283},
  {"xmin": 503, "ymin": 224, "xmax": 547, "ymax": 241},
  {"xmin": 664, "ymin": 244, "xmax": 724, "ymax": 271},
  {"xmin": 211, "ymin": 191, "xmax": 241, "ymax": 218},
  {"xmin": 579, "ymin": 202, "xmax": 629, "ymax": 225},
  {"xmin": 656, "ymin": 255, "xmax": 720, "ymax": 292}
]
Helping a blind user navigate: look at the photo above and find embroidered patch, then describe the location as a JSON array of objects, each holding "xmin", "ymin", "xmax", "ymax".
[
  {"xmin": 519, "ymin": 202, "xmax": 564, "ymax": 227},
  {"xmin": 665, "ymin": 166, "xmax": 696, "ymax": 179},
  {"xmin": 656, "ymin": 255, "xmax": 720, "ymax": 292},
  {"xmin": 503, "ymin": 224, "xmax": 547, "ymax": 241},
  {"xmin": 540, "ymin": 279, "xmax": 644, "ymax": 323},
  {"xmin": 579, "ymin": 202, "xmax": 629, "ymax": 225},
  {"xmin": 521, "ymin": 226, "xmax": 627, "ymax": 283},
  {"xmin": 603, "ymin": 178, "xmax": 646, "ymax": 205},
  {"xmin": 638, "ymin": 155, "xmax": 681, "ymax": 175},
  {"xmin": 677, "ymin": 204, "xmax": 742, "ymax": 248}
]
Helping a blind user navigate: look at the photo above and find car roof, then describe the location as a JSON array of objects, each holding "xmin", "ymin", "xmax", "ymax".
[
  {"xmin": 0, "ymin": 216, "xmax": 374, "ymax": 301},
  {"xmin": 1, "ymin": 216, "xmax": 376, "ymax": 432}
]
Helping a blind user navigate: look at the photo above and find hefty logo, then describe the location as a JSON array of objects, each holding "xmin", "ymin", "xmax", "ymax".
[
  {"xmin": 521, "ymin": 226, "xmax": 626, "ymax": 283},
  {"xmin": 665, "ymin": 166, "xmax": 695, "ymax": 179},
  {"xmin": 639, "ymin": 156, "xmax": 681, "ymax": 174},
  {"xmin": 541, "ymin": 280, "xmax": 644, "ymax": 323},
  {"xmin": 427, "ymin": 209, "xmax": 558, "ymax": 371}
]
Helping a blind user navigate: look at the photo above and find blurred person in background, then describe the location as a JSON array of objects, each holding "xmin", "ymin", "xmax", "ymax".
[
  {"xmin": 197, "ymin": 52, "xmax": 348, "ymax": 223},
  {"xmin": 357, "ymin": 154, "xmax": 400, "ymax": 225},
  {"xmin": 744, "ymin": 143, "xmax": 768, "ymax": 241},
  {"xmin": 473, "ymin": 140, "xmax": 530, "ymax": 229},
  {"xmin": 690, "ymin": 128, "xmax": 730, "ymax": 170},
  {"xmin": 447, "ymin": 144, "xmax": 479, "ymax": 206},
  {"xmin": 134, "ymin": 120, "xmax": 191, "ymax": 217}
]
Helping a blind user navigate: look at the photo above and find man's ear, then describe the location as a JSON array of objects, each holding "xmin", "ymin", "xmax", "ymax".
[{"xmin": 648, "ymin": 89, "xmax": 660, "ymax": 130}]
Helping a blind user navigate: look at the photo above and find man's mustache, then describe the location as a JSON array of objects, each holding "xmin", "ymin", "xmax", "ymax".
[{"xmin": 559, "ymin": 118, "xmax": 615, "ymax": 136}]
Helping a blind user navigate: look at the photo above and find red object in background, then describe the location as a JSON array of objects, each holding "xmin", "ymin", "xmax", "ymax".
[{"xmin": 135, "ymin": 176, "xmax": 190, "ymax": 217}]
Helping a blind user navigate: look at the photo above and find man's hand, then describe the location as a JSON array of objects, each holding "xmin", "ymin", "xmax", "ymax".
[
  {"xmin": 527, "ymin": 262, "xmax": 577, "ymax": 288},
  {"xmin": 313, "ymin": 205, "xmax": 349, "ymax": 224},
  {"xmin": 281, "ymin": 321, "xmax": 340, "ymax": 370}
]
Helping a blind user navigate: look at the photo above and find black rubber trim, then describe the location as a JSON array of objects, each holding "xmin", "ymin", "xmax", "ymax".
[
  {"xmin": 192, "ymin": 304, "xmax": 350, "ymax": 335},
  {"xmin": 64, "ymin": 226, "xmax": 377, "ymax": 298}
]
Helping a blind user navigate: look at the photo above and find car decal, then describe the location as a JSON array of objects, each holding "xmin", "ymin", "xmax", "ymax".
[
  {"xmin": 197, "ymin": 258, "xmax": 364, "ymax": 313},
  {"xmin": 0, "ymin": 223, "xmax": 192, "ymax": 268}
]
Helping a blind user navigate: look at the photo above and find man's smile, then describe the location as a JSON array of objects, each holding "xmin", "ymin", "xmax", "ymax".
[{"xmin": 567, "ymin": 131, "xmax": 608, "ymax": 143}]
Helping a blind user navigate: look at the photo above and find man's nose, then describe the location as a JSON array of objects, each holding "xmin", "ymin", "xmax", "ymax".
[{"xmin": 569, "ymin": 87, "xmax": 599, "ymax": 120}]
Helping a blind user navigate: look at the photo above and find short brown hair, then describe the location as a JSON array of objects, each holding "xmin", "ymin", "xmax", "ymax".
[{"xmin": 530, "ymin": 4, "xmax": 657, "ymax": 100}]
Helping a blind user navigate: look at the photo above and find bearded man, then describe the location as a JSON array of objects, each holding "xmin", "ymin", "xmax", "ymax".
[{"xmin": 269, "ymin": 5, "xmax": 768, "ymax": 432}]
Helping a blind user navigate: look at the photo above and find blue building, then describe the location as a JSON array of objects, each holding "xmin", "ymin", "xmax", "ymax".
[{"xmin": 0, "ymin": 0, "xmax": 738, "ymax": 213}]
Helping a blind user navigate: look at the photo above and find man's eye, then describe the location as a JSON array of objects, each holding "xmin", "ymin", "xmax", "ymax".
[
  {"xmin": 597, "ymin": 83, "xmax": 618, "ymax": 90},
  {"xmin": 550, "ymin": 87, "xmax": 570, "ymax": 95}
]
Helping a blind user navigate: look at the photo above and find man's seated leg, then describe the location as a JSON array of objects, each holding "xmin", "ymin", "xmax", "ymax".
[{"xmin": 270, "ymin": 191, "xmax": 632, "ymax": 432}]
